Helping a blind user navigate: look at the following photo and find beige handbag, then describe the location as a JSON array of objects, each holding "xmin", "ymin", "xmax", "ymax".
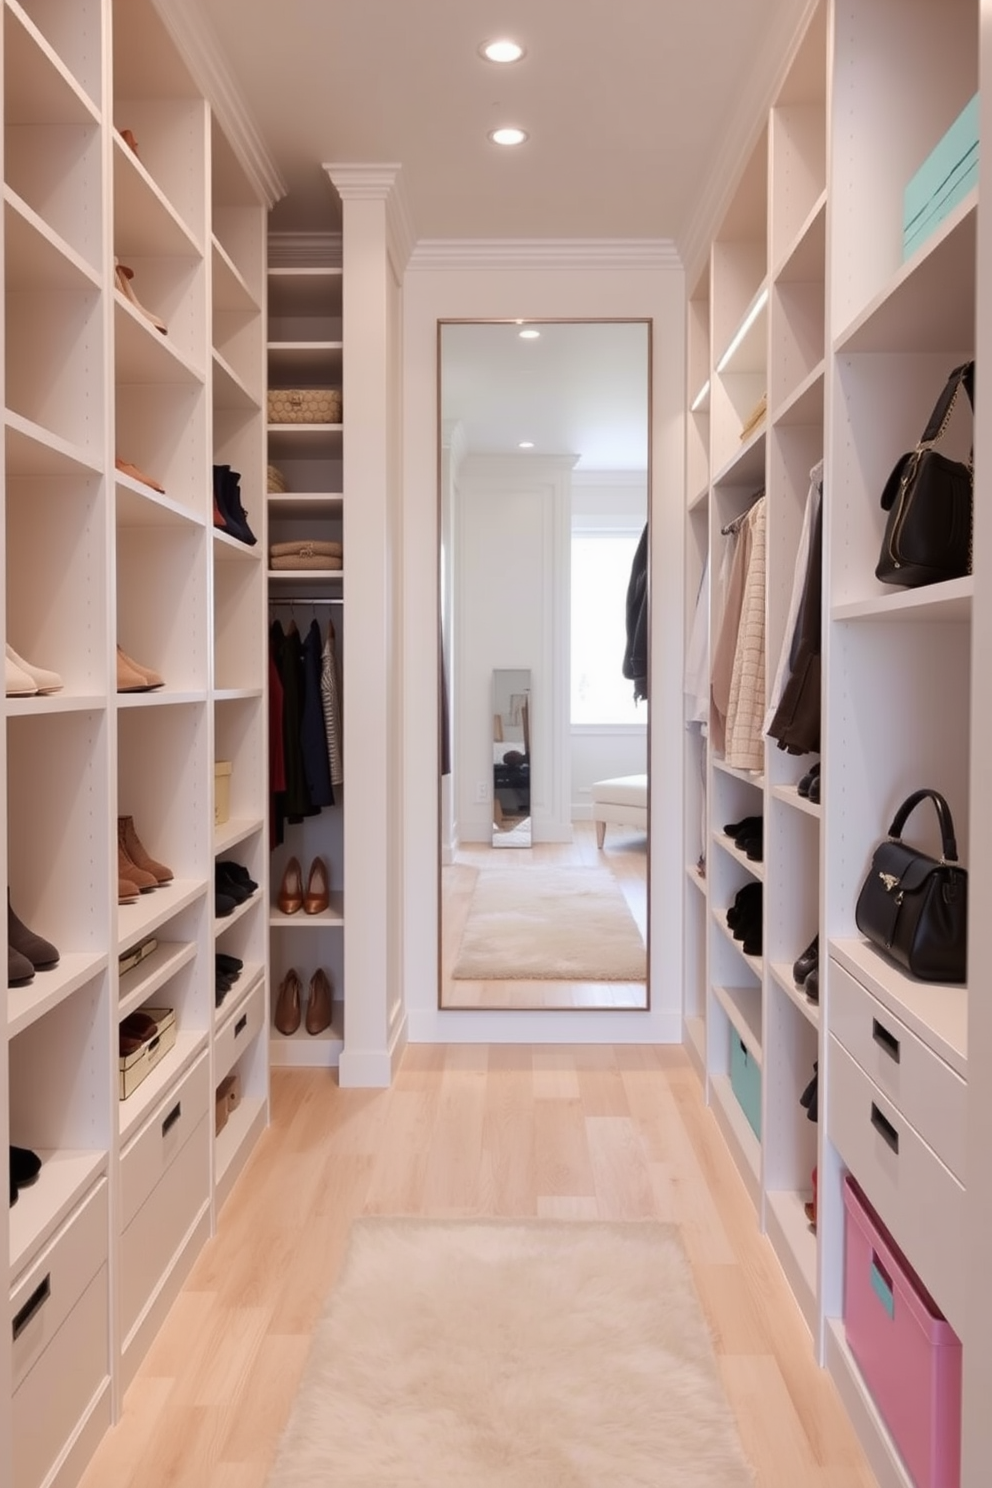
[{"xmin": 267, "ymin": 388, "xmax": 342, "ymax": 424}]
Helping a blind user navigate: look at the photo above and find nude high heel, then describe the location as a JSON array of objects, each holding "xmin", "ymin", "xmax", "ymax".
[
  {"xmin": 277, "ymin": 856, "xmax": 304, "ymax": 914},
  {"xmin": 303, "ymin": 856, "xmax": 329, "ymax": 915}
]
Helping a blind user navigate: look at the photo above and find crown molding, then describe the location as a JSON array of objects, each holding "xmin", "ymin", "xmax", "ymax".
[
  {"xmin": 151, "ymin": 0, "xmax": 286, "ymax": 207},
  {"xmin": 571, "ymin": 469, "xmax": 648, "ymax": 488},
  {"xmin": 678, "ymin": 0, "xmax": 818, "ymax": 284},
  {"xmin": 461, "ymin": 452, "xmax": 580, "ymax": 480},
  {"xmin": 408, "ymin": 239, "xmax": 681, "ymax": 271},
  {"xmin": 268, "ymin": 232, "xmax": 342, "ymax": 268},
  {"xmin": 324, "ymin": 164, "xmax": 417, "ymax": 276}
]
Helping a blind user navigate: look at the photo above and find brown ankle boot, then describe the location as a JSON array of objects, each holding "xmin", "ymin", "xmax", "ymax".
[{"xmin": 119, "ymin": 816, "xmax": 173, "ymax": 883}]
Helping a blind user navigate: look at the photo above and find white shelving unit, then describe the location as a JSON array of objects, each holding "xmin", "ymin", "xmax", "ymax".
[
  {"xmin": 683, "ymin": 1, "xmax": 982, "ymax": 1483},
  {"xmin": 1, "ymin": 1, "xmax": 272, "ymax": 1483},
  {"xmin": 266, "ymin": 241, "xmax": 346, "ymax": 1069}
]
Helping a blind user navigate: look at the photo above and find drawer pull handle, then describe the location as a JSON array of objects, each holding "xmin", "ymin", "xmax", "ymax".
[
  {"xmin": 162, "ymin": 1101, "xmax": 182, "ymax": 1137},
  {"xmin": 13, "ymin": 1274, "xmax": 51, "ymax": 1341},
  {"xmin": 872, "ymin": 1019, "xmax": 901, "ymax": 1063},
  {"xmin": 870, "ymin": 1102, "xmax": 900, "ymax": 1155},
  {"xmin": 235, "ymin": 1014, "xmax": 248, "ymax": 1037}
]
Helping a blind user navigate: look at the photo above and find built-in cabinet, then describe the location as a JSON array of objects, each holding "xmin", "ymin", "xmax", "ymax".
[
  {"xmin": 266, "ymin": 233, "xmax": 346, "ymax": 1067},
  {"xmin": 684, "ymin": 1, "xmax": 980, "ymax": 1484},
  {"xmin": 2, "ymin": 1, "xmax": 270, "ymax": 1483}
]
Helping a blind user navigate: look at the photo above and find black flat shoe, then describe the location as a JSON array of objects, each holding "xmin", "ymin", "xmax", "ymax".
[
  {"xmin": 793, "ymin": 934, "xmax": 819, "ymax": 986},
  {"xmin": 724, "ymin": 814, "xmax": 762, "ymax": 840},
  {"xmin": 805, "ymin": 967, "xmax": 820, "ymax": 1003},
  {"xmin": 808, "ymin": 772, "xmax": 821, "ymax": 805}
]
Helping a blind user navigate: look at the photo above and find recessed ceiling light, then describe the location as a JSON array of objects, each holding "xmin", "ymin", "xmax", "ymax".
[
  {"xmin": 519, "ymin": 328, "xmax": 540, "ymax": 340},
  {"xmin": 480, "ymin": 38, "xmax": 525, "ymax": 63},
  {"xmin": 518, "ymin": 441, "xmax": 535, "ymax": 449},
  {"xmin": 489, "ymin": 126, "xmax": 528, "ymax": 147}
]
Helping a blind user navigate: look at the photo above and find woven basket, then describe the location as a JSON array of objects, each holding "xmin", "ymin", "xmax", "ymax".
[
  {"xmin": 268, "ymin": 388, "xmax": 342, "ymax": 424},
  {"xmin": 267, "ymin": 463, "xmax": 288, "ymax": 493}
]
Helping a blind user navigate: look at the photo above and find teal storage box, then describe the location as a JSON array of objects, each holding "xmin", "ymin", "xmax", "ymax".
[
  {"xmin": 903, "ymin": 94, "xmax": 979, "ymax": 259},
  {"xmin": 730, "ymin": 1034, "xmax": 761, "ymax": 1140}
]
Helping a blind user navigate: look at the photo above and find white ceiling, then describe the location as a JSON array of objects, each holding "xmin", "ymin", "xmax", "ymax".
[{"xmin": 196, "ymin": 0, "xmax": 812, "ymax": 253}]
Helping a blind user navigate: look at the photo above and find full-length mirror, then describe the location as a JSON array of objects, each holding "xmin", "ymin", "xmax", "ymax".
[{"xmin": 438, "ymin": 320, "xmax": 650, "ymax": 1010}]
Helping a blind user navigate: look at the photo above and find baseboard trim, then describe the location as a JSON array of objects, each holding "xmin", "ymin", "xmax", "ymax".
[{"xmin": 405, "ymin": 1007, "xmax": 683, "ymax": 1044}]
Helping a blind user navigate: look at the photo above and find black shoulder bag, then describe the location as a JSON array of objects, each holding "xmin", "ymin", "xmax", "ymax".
[
  {"xmin": 875, "ymin": 361, "xmax": 974, "ymax": 588},
  {"xmin": 855, "ymin": 789, "xmax": 967, "ymax": 983}
]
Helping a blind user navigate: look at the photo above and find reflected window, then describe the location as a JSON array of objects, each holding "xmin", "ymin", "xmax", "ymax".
[{"xmin": 570, "ymin": 529, "xmax": 644, "ymax": 725}]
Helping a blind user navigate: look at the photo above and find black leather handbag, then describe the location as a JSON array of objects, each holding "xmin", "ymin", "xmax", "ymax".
[
  {"xmin": 875, "ymin": 361, "xmax": 974, "ymax": 588},
  {"xmin": 855, "ymin": 789, "xmax": 967, "ymax": 983}
]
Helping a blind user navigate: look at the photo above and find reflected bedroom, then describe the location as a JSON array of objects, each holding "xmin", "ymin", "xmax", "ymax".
[{"xmin": 438, "ymin": 319, "xmax": 651, "ymax": 1010}]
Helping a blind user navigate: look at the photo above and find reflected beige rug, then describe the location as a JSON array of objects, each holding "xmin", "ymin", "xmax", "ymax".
[
  {"xmin": 452, "ymin": 866, "xmax": 646, "ymax": 981},
  {"xmin": 266, "ymin": 1219, "xmax": 754, "ymax": 1487}
]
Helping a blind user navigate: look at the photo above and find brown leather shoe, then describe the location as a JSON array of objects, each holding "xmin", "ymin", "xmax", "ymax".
[
  {"xmin": 277, "ymin": 856, "xmax": 303, "ymax": 914},
  {"xmin": 305, "ymin": 968, "xmax": 333, "ymax": 1035},
  {"xmin": 119, "ymin": 816, "xmax": 173, "ymax": 883},
  {"xmin": 304, "ymin": 856, "xmax": 329, "ymax": 915},
  {"xmin": 118, "ymin": 839, "xmax": 157, "ymax": 893},
  {"xmin": 119, "ymin": 876, "xmax": 140, "ymax": 904},
  {"xmin": 274, "ymin": 968, "xmax": 302, "ymax": 1035}
]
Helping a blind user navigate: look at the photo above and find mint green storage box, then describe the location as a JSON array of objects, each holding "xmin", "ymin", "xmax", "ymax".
[
  {"xmin": 730, "ymin": 1034, "xmax": 761, "ymax": 1141},
  {"xmin": 903, "ymin": 94, "xmax": 979, "ymax": 259}
]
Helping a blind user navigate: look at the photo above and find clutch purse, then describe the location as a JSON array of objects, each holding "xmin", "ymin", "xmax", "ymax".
[
  {"xmin": 268, "ymin": 388, "xmax": 342, "ymax": 424},
  {"xmin": 854, "ymin": 788, "xmax": 967, "ymax": 983},
  {"xmin": 875, "ymin": 361, "xmax": 973, "ymax": 588}
]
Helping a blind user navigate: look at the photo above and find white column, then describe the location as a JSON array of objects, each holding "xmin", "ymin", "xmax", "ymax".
[{"xmin": 325, "ymin": 164, "xmax": 412, "ymax": 1086}]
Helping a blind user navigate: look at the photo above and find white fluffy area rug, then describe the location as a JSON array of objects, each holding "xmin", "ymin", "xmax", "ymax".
[
  {"xmin": 266, "ymin": 1218, "xmax": 755, "ymax": 1488},
  {"xmin": 452, "ymin": 866, "xmax": 646, "ymax": 981}
]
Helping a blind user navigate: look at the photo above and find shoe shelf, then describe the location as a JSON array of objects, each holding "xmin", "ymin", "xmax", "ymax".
[
  {"xmin": 4, "ymin": 187, "xmax": 100, "ymax": 292},
  {"xmin": 712, "ymin": 907, "xmax": 763, "ymax": 977},
  {"xmin": 769, "ymin": 960, "xmax": 819, "ymax": 1030},
  {"xmin": 115, "ymin": 474, "xmax": 205, "ymax": 531},
  {"xmin": 712, "ymin": 832, "xmax": 765, "ymax": 880},
  {"xmin": 770, "ymin": 362, "xmax": 825, "ymax": 428},
  {"xmin": 772, "ymin": 190, "xmax": 827, "ymax": 286},
  {"xmin": 112, "ymin": 135, "xmax": 202, "ymax": 259},
  {"xmin": 212, "ymin": 960, "xmax": 264, "ymax": 1029},
  {"xmin": 118, "ymin": 939, "xmax": 196, "ymax": 1021},
  {"xmin": 269, "ymin": 890, "xmax": 344, "ymax": 928},
  {"xmin": 269, "ymin": 1005, "xmax": 345, "ymax": 1069},
  {"xmin": 213, "ymin": 351, "xmax": 260, "ymax": 413},
  {"xmin": 118, "ymin": 880, "xmax": 208, "ymax": 954},
  {"xmin": 711, "ymin": 425, "xmax": 767, "ymax": 489},
  {"xmin": 6, "ymin": 693, "xmax": 106, "ymax": 718},
  {"xmin": 5, "ymin": 2, "xmax": 101, "ymax": 127},
  {"xmin": 831, "ymin": 577, "xmax": 973, "ymax": 624},
  {"xmin": 267, "ymin": 492, "xmax": 344, "ymax": 518},
  {"xmin": 213, "ymin": 525, "xmax": 262, "ymax": 562},
  {"xmin": 711, "ymin": 983, "xmax": 763, "ymax": 1064},
  {"xmin": 118, "ymin": 1028, "xmax": 207, "ymax": 1147},
  {"xmin": 8, "ymin": 953, "xmax": 108, "ymax": 1039},
  {"xmin": 267, "ymin": 425, "xmax": 343, "ymax": 463},
  {"xmin": 113, "ymin": 298, "xmax": 205, "ymax": 387},
  {"xmin": 8, "ymin": 1149, "xmax": 108, "ymax": 1284},
  {"xmin": 212, "ymin": 235, "xmax": 260, "ymax": 314},
  {"xmin": 4, "ymin": 409, "xmax": 102, "ymax": 478},
  {"xmin": 765, "ymin": 1188, "xmax": 817, "ymax": 1335},
  {"xmin": 214, "ymin": 891, "xmax": 262, "ymax": 938},
  {"xmin": 9, "ymin": 0, "xmax": 103, "ymax": 109},
  {"xmin": 116, "ymin": 689, "xmax": 207, "ymax": 711},
  {"xmin": 769, "ymin": 783, "xmax": 821, "ymax": 820},
  {"xmin": 214, "ymin": 817, "xmax": 265, "ymax": 857}
]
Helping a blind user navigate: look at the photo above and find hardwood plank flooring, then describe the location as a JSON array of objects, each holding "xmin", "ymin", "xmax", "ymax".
[
  {"xmin": 442, "ymin": 821, "xmax": 648, "ymax": 1009},
  {"xmin": 78, "ymin": 1048, "xmax": 877, "ymax": 1488}
]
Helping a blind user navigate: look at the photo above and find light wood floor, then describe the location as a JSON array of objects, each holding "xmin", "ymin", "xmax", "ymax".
[
  {"xmin": 442, "ymin": 820, "xmax": 648, "ymax": 1009},
  {"xmin": 79, "ymin": 1047, "xmax": 876, "ymax": 1488}
]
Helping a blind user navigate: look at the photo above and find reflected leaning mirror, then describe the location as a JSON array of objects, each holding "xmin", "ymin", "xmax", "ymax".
[{"xmin": 438, "ymin": 320, "xmax": 651, "ymax": 1010}]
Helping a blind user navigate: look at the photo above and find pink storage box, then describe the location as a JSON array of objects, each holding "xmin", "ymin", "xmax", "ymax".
[{"xmin": 843, "ymin": 1176, "xmax": 962, "ymax": 1488}]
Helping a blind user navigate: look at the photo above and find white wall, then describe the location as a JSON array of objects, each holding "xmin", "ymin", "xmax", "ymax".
[
  {"xmin": 571, "ymin": 729, "xmax": 647, "ymax": 818},
  {"xmin": 400, "ymin": 247, "xmax": 686, "ymax": 1043}
]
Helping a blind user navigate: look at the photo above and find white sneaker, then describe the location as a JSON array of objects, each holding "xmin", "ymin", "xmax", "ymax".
[{"xmin": 6, "ymin": 644, "xmax": 62, "ymax": 694}]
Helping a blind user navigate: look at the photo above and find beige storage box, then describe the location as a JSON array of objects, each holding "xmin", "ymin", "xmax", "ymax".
[
  {"xmin": 214, "ymin": 760, "xmax": 232, "ymax": 826},
  {"xmin": 119, "ymin": 1008, "xmax": 177, "ymax": 1100},
  {"xmin": 267, "ymin": 387, "xmax": 342, "ymax": 424}
]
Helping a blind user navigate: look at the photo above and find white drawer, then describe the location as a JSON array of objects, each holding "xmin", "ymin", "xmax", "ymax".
[
  {"xmin": 120, "ymin": 1053, "xmax": 210, "ymax": 1230},
  {"xmin": 121, "ymin": 1113, "xmax": 210, "ymax": 1339},
  {"xmin": 10, "ymin": 1177, "xmax": 108, "ymax": 1393},
  {"xmin": 215, "ymin": 979, "xmax": 264, "ymax": 1082},
  {"xmin": 13, "ymin": 1261, "xmax": 109, "ymax": 1488},
  {"xmin": 828, "ymin": 1037, "xmax": 965, "ymax": 1337},
  {"xmin": 830, "ymin": 959, "xmax": 966, "ymax": 1181}
]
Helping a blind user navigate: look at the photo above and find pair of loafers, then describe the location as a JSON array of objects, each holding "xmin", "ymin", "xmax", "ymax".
[
  {"xmin": 798, "ymin": 761, "xmax": 820, "ymax": 804},
  {"xmin": 793, "ymin": 933, "xmax": 819, "ymax": 1002},
  {"xmin": 723, "ymin": 814, "xmax": 763, "ymax": 862}
]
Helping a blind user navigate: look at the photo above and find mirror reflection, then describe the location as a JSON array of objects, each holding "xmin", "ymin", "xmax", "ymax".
[{"xmin": 438, "ymin": 320, "xmax": 650, "ymax": 1010}]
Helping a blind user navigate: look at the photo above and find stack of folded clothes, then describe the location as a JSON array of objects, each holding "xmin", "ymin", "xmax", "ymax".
[{"xmin": 269, "ymin": 539, "xmax": 342, "ymax": 570}]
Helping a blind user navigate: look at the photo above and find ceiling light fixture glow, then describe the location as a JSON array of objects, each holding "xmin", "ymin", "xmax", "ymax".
[
  {"xmin": 519, "ymin": 328, "xmax": 540, "ymax": 340},
  {"xmin": 480, "ymin": 38, "xmax": 525, "ymax": 63},
  {"xmin": 518, "ymin": 441, "xmax": 535, "ymax": 449},
  {"xmin": 489, "ymin": 126, "xmax": 528, "ymax": 147},
  {"xmin": 715, "ymin": 288, "xmax": 769, "ymax": 372}
]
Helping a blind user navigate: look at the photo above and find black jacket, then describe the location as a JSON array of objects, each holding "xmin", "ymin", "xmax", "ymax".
[{"xmin": 622, "ymin": 523, "xmax": 648, "ymax": 702}]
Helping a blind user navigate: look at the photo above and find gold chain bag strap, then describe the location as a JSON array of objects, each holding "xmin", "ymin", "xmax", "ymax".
[{"xmin": 875, "ymin": 361, "xmax": 974, "ymax": 588}]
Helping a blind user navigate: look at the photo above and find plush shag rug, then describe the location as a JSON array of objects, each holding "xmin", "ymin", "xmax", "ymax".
[
  {"xmin": 451, "ymin": 866, "xmax": 646, "ymax": 980},
  {"xmin": 265, "ymin": 1218, "xmax": 754, "ymax": 1487}
]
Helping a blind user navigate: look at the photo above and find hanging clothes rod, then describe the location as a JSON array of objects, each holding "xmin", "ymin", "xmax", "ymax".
[{"xmin": 268, "ymin": 596, "xmax": 343, "ymax": 606}]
